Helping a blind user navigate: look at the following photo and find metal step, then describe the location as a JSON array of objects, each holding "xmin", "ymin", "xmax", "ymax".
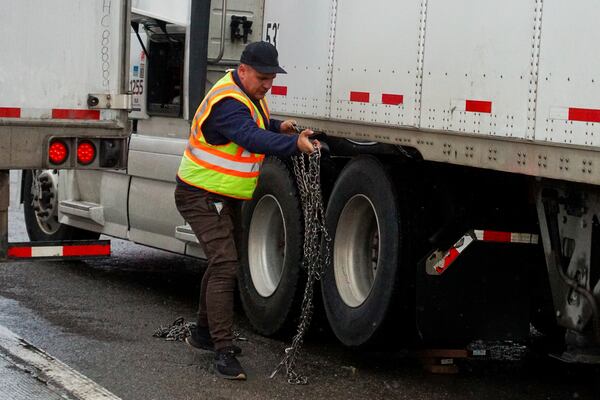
[
  {"xmin": 175, "ymin": 224, "xmax": 199, "ymax": 243},
  {"xmin": 58, "ymin": 200, "xmax": 104, "ymax": 226}
]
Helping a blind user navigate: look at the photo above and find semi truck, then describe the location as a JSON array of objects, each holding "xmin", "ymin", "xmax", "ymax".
[{"xmin": 8, "ymin": 0, "xmax": 600, "ymax": 362}]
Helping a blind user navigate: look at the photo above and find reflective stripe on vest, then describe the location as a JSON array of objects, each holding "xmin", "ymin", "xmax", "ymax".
[
  {"xmin": 177, "ymin": 72, "xmax": 269, "ymax": 199},
  {"xmin": 191, "ymin": 92, "xmax": 263, "ymax": 140},
  {"xmin": 186, "ymin": 145, "xmax": 261, "ymax": 176}
]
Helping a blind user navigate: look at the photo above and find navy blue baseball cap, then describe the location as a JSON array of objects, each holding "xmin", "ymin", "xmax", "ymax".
[{"xmin": 240, "ymin": 41, "xmax": 287, "ymax": 74}]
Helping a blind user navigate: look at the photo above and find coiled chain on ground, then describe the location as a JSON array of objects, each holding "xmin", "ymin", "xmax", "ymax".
[
  {"xmin": 153, "ymin": 317, "xmax": 193, "ymax": 341},
  {"xmin": 271, "ymin": 144, "xmax": 332, "ymax": 385}
]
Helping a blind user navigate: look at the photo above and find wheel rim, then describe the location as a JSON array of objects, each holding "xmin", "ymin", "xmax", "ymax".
[
  {"xmin": 248, "ymin": 195, "xmax": 287, "ymax": 297},
  {"xmin": 334, "ymin": 194, "xmax": 381, "ymax": 308},
  {"xmin": 30, "ymin": 169, "xmax": 61, "ymax": 235}
]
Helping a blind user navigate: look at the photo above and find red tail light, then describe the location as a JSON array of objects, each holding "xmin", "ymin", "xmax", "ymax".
[
  {"xmin": 77, "ymin": 140, "xmax": 96, "ymax": 165},
  {"xmin": 48, "ymin": 140, "xmax": 68, "ymax": 164}
]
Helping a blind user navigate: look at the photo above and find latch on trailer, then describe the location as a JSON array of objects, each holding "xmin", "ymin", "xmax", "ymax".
[{"xmin": 87, "ymin": 93, "xmax": 133, "ymax": 111}]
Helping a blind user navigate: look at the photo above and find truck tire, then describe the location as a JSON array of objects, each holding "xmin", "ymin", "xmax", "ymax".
[
  {"xmin": 238, "ymin": 158, "xmax": 304, "ymax": 336},
  {"xmin": 23, "ymin": 170, "xmax": 100, "ymax": 241},
  {"xmin": 322, "ymin": 156, "xmax": 411, "ymax": 347}
]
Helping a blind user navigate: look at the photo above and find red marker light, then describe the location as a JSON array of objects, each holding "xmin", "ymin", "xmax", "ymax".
[
  {"xmin": 77, "ymin": 141, "xmax": 96, "ymax": 165},
  {"xmin": 48, "ymin": 140, "xmax": 68, "ymax": 164}
]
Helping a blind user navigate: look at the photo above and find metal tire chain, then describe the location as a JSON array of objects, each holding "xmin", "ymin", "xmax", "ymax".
[
  {"xmin": 153, "ymin": 317, "xmax": 248, "ymax": 343},
  {"xmin": 31, "ymin": 170, "xmax": 40, "ymax": 204},
  {"xmin": 270, "ymin": 144, "xmax": 331, "ymax": 385},
  {"xmin": 153, "ymin": 317, "xmax": 194, "ymax": 341}
]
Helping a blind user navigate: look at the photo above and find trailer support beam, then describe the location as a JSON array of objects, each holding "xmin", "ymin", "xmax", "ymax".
[
  {"xmin": 0, "ymin": 170, "xmax": 8, "ymax": 260},
  {"xmin": 536, "ymin": 182, "xmax": 600, "ymax": 362}
]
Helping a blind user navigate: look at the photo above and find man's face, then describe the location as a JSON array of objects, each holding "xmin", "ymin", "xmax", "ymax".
[{"xmin": 238, "ymin": 64, "xmax": 276, "ymax": 100}]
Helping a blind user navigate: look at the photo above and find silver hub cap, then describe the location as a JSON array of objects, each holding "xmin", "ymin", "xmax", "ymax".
[
  {"xmin": 334, "ymin": 194, "xmax": 380, "ymax": 308},
  {"xmin": 248, "ymin": 195, "xmax": 287, "ymax": 297},
  {"xmin": 30, "ymin": 170, "xmax": 60, "ymax": 235}
]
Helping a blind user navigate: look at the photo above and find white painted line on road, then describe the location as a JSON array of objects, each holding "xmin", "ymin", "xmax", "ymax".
[{"xmin": 0, "ymin": 325, "xmax": 121, "ymax": 400}]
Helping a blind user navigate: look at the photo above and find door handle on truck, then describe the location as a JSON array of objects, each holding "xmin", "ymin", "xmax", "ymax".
[{"xmin": 208, "ymin": 0, "xmax": 228, "ymax": 64}]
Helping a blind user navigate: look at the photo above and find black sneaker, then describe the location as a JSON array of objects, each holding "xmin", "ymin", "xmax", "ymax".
[
  {"xmin": 185, "ymin": 326, "xmax": 242, "ymax": 355},
  {"xmin": 214, "ymin": 347, "xmax": 247, "ymax": 380}
]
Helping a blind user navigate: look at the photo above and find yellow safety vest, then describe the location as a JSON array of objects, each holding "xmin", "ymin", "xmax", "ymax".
[{"xmin": 177, "ymin": 72, "xmax": 271, "ymax": 200}]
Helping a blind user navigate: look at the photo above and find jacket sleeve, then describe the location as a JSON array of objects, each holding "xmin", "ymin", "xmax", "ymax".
[
  {"xmin": 269, "ymin": 118, "xmax": 282, "ymax": 133},
  {"xmin": 208, "ymin": 98, "xmax": 299, "ymax": 157}
]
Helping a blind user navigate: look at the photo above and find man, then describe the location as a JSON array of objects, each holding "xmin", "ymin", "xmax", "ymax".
[{"xmin": 174, "ymin": 41, "xmax": 317, "ymax": 380}]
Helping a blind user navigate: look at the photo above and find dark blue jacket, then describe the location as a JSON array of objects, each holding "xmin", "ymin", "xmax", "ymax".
[{"xmin": 201, "ymin": 70, "xmax": 298, "ymax": 157}]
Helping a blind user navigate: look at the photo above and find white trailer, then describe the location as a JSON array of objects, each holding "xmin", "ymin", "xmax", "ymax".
[
  {"xmin": 15, "ymin": 0, "xmax": 600, "ymax": 362},
  {"xmin": 0, "ymin": 0, "xmax": 133, "ymax": 259},
  {"xmin": 0, "ymin": 0, "xmax": 132, "ymax": 169}
]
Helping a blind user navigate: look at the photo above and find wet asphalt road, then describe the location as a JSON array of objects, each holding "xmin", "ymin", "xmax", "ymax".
[{"xmin": 1, "ymin": 171, "xmax": 600, "ymax": 400}]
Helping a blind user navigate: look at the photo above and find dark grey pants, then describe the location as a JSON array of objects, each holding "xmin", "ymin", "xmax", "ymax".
[{"xmin": 174, "ymin": 183, "xmax": 240, "ymax": 350}]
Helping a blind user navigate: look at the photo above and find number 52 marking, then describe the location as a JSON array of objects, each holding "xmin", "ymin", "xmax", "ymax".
[{"xmin": 265, "ymin": 22, "xmax": 280, "ymax": 48}]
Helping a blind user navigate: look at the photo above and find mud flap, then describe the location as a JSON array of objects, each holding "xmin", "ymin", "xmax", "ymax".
[{"xmin": 417, "ymin": 240, "xmax": 541, "ymax": 347}]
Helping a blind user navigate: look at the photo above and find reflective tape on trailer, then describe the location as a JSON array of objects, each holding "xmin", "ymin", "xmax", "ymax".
[
  {"xmin": 350, "ymin": 91, "xmax": 370, "ymax": 103},
  {"xmin": 0, "ymin": 107, "xmax": 21, "ymax": 118},
  {"xmin": 568, "ymin": 107, "xmax": 600, "ymax": 123},
  {"xmin": 473, "ymin": 230, "xmax": 539, "ymax": 244},
  {"xmin": 451, "ymin": 99, "xmax": 493, "ymax": 114},
  {"xmin": 550, "ymin": 106, "xmax": 600, "ymax": 123},
  {"xmin": 381, "ymin": 93, "xmax": 404, "ymax": 105},
  {"xmin": 51, "ymin": 109, "xmax": 100, "ymax": 120},
  {"xmin": 432, "ymin": 234, "xmax": 475, "ymax": 275},
  {"xmin": 0, "ymin": 107, "xmax": 101, "ymax": 120},
  {"xmin": 7, "ymin": 240, "xmax": 110, "ymax": 260},
  {"xmin": 426, "ymin": 229, "xmax": 538, "ymax": 276},
  {"xmin": 348, "ymin": 91, "xmax": 404, "ymax": 105},
  {"xmin": 271, "ymin": 85, "xmax": 288, "ymax": 96}
]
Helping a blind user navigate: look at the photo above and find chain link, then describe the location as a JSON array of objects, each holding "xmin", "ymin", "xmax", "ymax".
[
  {"xmin": 153, "ymin": 317, "xmax": 194, "ymax": 341},
  {"xmin": 31, "ymin": 170, "xmax": 40, "ymax": 204},
  {"xmin": 468, "ymin": 340, "xmax": 529, "ymax": 361},
  {"xmin": 153, "ymin": 317, "xmax": 248, "ymax": 343},
  {"xmin": 270, "ymin": 143, "xmax": 332, "ymax": 384}
]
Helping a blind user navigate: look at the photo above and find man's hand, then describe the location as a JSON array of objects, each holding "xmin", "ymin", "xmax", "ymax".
[
  {"xmin": 296, "ymin": 129, "xmax": 320, "ymax": 154},
  {"xmin": 280, "ymin": 119, "xmax": 299, "ymax": 134}
]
